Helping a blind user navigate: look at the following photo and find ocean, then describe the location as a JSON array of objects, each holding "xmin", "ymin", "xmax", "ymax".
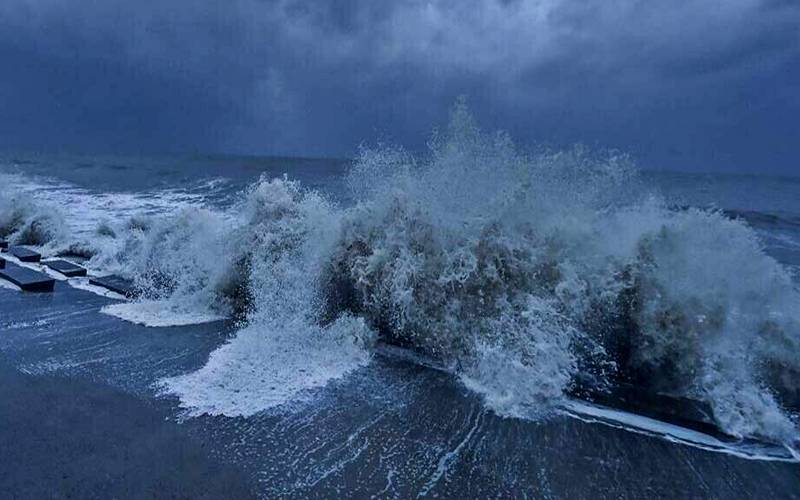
[{"xmin": 1, "ymin": 116, "xmax": 800, "ymax": 498}]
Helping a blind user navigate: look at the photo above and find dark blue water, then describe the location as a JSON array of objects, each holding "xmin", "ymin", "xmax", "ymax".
[
  {"xmin": 1, "ymin": 152, "xmax": 350, "ymax": 206},
  {"xmin": 1, "ymin": 152, "xmax": 800, "ymax": 498},
  {"xmin": 1, "ymin": 283, "xmax": 798, "ymax": 498}
]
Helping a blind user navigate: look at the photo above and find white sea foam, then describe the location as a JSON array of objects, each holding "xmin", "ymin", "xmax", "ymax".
[
  {"xmin": 101, "ymin": 301, "xmax": 226, "ymax": 327},
  {"xmin": 158, "ymin": 177, "xmax": 376, "ymax": 415},
  {"xmin": 562, "ymin": 401, "xmax": 799, "ymax": 463},
  {"xmin": 0, "ymin": 278, "xmax": 21, "ymax": 291},
  {"xmin": 1, "ymin": 319, "xmax": 49, "ymax": 329},
  {"xmin": 319, "ymin": 103, "xmax": 800, "ymax": 443},
  {"xmin": 2, "ymin": 106, "xmax": 799, "ymax": 445},
  {"xmin": 160, "ymin": 316, "xmax": 373, "ymax": 416},
  {"xmin": 0, "ymin": 170, "xmax": 213, "ymax": 267}
]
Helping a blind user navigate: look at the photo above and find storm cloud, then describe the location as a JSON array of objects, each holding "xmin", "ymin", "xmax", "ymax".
[{"xmin": 1, "ymin": 0, "xmax": 798, "ymax": 173}]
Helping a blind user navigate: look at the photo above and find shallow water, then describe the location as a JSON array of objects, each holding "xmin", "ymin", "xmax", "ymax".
[
  {"xmin": 2, "ymin": 135, "xmax": 800, "ymax": 496},
  {"xmin": 1, "ymin": 283, "xmax": 798, "ymax": 498}
]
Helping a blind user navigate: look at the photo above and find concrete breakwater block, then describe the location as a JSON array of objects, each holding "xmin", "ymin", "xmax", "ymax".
[
  {"xmin": 0, "ymin": 263, "xmax": 55, "ymax": 292},
  {"xmin": 9, "ymin": 246, "xmax": 41, "ymax": 263},
  {"xmin": 89, "ymin": 275, "xmax": 136, "ymax": 297},
  {"xmin": 43, "ymin": 259, "xmax": 87, "ymax": 278}
]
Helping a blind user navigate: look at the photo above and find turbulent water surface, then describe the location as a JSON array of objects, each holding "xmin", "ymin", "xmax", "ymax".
[{"xmin": 2, "ymin": 109, "xmax": 800, "ymax": 497}]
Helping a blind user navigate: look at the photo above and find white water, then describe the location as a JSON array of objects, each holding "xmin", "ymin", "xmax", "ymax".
[
  {"xmin": 324, "ymin": 104, "xmax": 800, "ymax": 443},
  {"xmin": 101, "ymin": 301, "xmax": 226, "ymax": 327},
  {"xmin": 2, "ymin": 105, "xmax": 799, "ymax": 445},
  {"xmin": 0, "ymin": 172, "xmax": 210, "ymax": 252},
  {"xmin": 563, "ymin": 401, "xmax": 799, "ymax": 463},
  {"xmin": 160, "ymin": 316, "xmax": 373, "ymax": 417}
]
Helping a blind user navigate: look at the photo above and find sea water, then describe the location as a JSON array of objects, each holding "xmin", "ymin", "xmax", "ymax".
[{"xmin": 1, "ymin": 108, "xmax": 800, "ymax": 496}]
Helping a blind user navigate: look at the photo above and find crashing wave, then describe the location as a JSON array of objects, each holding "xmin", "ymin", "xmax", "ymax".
[
  {"xmin": 0, "ymin": 178, "xmax": 66, "ymax": 248},
  {"xmin": 2, "ymin": 106, "xmax": 798, "ymax": 444},
  {"xmin": 316, "ymin": 103, "xmax": 800, "ymax": 442}
]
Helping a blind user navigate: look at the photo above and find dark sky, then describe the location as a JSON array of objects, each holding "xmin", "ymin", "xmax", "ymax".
[{"xmin": 1, "ymin": 0, "xmax": 798, "ymax": 174}]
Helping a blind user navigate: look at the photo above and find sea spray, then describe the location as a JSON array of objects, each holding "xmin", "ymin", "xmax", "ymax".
[
  {"xmin": 0, "ymin": 176, "xmax": 66, "ymax": 248},
  {"xmin": 160, "ymin": 177, "xmax": 375, "ymax": 416},
  {"xmin": 630, "ymin": 210, "xmax": 800, "ymax": 440},
  {"xmin": 2, "ymin": 107, "xmax": 798, "ymax": 444},
  {"xmin": 319, "ymin": 103, "xmax": 800, "ymax": 441}
]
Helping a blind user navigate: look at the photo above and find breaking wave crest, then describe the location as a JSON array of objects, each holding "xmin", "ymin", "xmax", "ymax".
[
  {"xmin": 320, "ymin": 104, "xmax": 800, "ymax": 443},
  {"xmin": 0, "ymin": 176, "xmax": 67, "ymax": 249},
  {"xmin": 2, "ymin": 104, "xmax": 799, "ymax": 445}
]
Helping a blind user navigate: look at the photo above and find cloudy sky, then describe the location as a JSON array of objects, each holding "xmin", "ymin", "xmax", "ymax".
[{"xmin": 1, "ymin": 0, "xmax": 798, "ymax": 173}]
